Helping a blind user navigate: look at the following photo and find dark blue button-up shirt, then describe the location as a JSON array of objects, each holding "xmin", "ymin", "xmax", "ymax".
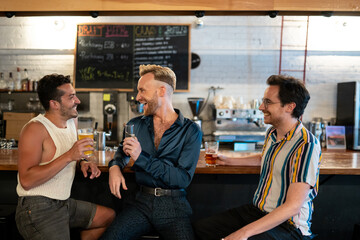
[{"xmin": 110, "ymin": 109, "xmax": 202, "ymax": 189}]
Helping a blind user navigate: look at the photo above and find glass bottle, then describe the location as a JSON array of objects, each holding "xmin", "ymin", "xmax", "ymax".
[
  {"xmin": 27, "ymin": 97, "xmax": 33, "ymax": 110},
  {"xmin": 8, "ymin": 72, "xmax": 15, "ymax": 91},
  {"xmin": 15, "ymin": 67, "xmax": 22, "ymax": 91},
  {"xmin": 0, "ymin": 72, "xmax": 7, "ymax": 90},
  {"xmin": 21, "ymin": 69, "xmax": 29, "ymax": 91},
  {"xmin": 321, "ymin": 120, "xmax": 328, "ymax": 148},
  {"xmin": 8, "ymin": 99, "xmax": 14, "ymax": 111},
  {"xmin": 32, "ymin": 79, "xmax": 39, "ymax": 92}
]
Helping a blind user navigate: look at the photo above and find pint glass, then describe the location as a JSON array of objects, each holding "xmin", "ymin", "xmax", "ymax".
[
  {"xmin": 204, "ymin": 141, "xmax": 219, "ymax": 167},
  {"xmin": 77, "ymin": 128, "xmax": 94, "ymax": 156}
]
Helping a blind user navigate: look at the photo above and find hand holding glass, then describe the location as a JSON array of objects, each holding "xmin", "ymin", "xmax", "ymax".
[
  {"xmin": 125, "ymin": 124, "xmax": 135, "ymax": 138},
  {"xmin": 77, "ymin": 128, "xmax": 94, "ymax": 156},
  {"xmin": 205, "ymin": 141, "xmax": 219, "ymax": 167}
]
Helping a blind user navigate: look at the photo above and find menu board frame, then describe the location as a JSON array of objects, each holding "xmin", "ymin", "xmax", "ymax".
[{"xmin": 74, "ymin": 23, "xmax": 191, "ymax": 92}]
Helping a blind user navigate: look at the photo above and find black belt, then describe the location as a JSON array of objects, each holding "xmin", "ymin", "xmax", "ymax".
[{"xmin": 140, "ymin": 185, "xmax": 186, "ymax": 197}]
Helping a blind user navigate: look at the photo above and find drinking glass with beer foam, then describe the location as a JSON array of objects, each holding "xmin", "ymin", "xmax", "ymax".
[
  {"xmin": 77, "ymin": 128, "xmax": 94, "ymax": 157},
  {"xmin": 204, "ymin": 141, "xmax": 219, "ymax": 167}
]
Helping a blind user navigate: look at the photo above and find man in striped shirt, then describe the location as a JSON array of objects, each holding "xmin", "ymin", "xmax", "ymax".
[{"xmin": 194, "ymin": 75, "xmax": 322, "ymax": 240}]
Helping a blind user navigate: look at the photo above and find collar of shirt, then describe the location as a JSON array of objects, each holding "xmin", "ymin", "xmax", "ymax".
[
  {"xmin": 269, "ymin": 120, "xmax": 303, "ymax": 143},
  {"xmin": 140, "ymin": 108, "xmax": 184, "ymax": 127}
]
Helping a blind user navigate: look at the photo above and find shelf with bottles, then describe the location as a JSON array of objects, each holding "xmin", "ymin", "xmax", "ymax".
[{"xmin": 0, "ymin": 68, "xmax": 38, "ymax": 92}]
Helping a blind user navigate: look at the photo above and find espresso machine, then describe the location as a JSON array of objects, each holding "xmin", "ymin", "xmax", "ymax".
[
  {"xmin": 187, "ymin": 98, "xmax": 204, "ymax": 129},
  {"xmin": 213, "ymin": 108, "xmax": 268, "ymax": 151}
]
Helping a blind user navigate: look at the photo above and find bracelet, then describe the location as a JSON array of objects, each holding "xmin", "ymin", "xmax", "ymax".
[{"xmin": 79, "ymin": 158, "xmax": 88, "ymax": 167}]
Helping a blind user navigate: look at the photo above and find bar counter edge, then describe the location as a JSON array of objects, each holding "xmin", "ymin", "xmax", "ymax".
[{"xmin": 1, "ymin": 149, "xmax": 360, "ymax": 175}]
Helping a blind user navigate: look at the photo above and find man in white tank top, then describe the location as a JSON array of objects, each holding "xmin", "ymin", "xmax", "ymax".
[{"xmin": 15, "ymin": 74, "xmax": 115, "ymax": 240}]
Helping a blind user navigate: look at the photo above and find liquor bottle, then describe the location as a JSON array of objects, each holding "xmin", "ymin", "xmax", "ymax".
[
  {"xmin": 0, "ymin": 72, "xmax": 7, "ymax": 90},
  {"xmin": 32, "ymin": 79, "xmax": 39, "ymax": 92},
  {"xmin": 21, "ymin": 68, "xmax": 29, "ymax": 91},
  {"xmin": 8, "ymin": 72, "xmax": 15, "ymax": 91},
  {"xmin": 321, "ymin": 120, "xmax": 328, "ymax": 148},
  {"xmin": 15, "ymin": 67, "xmax": 22, "ymax": 91}
]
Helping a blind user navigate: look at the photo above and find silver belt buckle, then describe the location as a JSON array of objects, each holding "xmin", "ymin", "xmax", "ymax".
[{"xmin": 154, "ymin": 188, "xmax": 161, "ymax": 196}]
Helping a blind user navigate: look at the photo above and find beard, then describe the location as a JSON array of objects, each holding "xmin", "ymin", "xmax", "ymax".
[
  {"xmin": 143, "ymin": 91, "xmax": 159, "ymax": 116},
  {"xmin": 263, "ymin": 111, "xmax": 283, "ymax": 128},
  {"xmin": 60, "ymin": 104, "xmax": 79, "ymax": 119}
]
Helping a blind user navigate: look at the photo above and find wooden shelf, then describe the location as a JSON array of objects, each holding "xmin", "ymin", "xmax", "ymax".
[{"xmin": 1, "ymin": 0, "xmax": 359, "ymax": 15}]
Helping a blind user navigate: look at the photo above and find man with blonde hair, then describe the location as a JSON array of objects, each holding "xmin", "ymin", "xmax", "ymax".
[{"xmin": 102, "ymin": 65, "xmax": 202, "ymax": 240}]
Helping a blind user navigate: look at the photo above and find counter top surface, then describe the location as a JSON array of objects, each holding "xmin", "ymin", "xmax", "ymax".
[{"xmin": 1, "ymin": 149, "xmax": 359, "ymax": 175}]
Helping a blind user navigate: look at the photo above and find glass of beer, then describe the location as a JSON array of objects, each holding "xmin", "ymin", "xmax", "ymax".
[
  {"xmin": 77, "ymin": 128, "xmax": 94, "ymax": 156},
  {"xmin": 125, "ymin": 124, "xmax": 135, "ymax": 138},
  {"xmin": 204, "ymin": 141, "xmax": 219, "ymax": 167}
]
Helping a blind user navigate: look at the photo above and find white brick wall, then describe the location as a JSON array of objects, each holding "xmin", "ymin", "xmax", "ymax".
[{"xmin": 1, "ymin": 15, "xmax": 360, "ymax": 138}]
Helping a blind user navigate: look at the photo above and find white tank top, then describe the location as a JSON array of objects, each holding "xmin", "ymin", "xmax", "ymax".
[{"xmin": 16, "ymin": 114, "xmax": 77, "ymax": 200}]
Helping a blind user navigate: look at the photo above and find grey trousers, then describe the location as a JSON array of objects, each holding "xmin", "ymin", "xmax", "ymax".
[{"xmin": 15, "ymin": 196, "xmax": 96, "ymax": 240}]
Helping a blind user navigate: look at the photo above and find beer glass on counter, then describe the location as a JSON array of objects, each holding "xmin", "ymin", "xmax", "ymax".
[
  {"xmin": 77, "ymin": 128, "xmax": 94, "ymax": 156},
  {"xmin": 204, "ymin": 141, "xmax": 219, "ymax": 167},
  {"xmin": 125, "ymin": 124, "xmax": 135, "ymax": 138}
]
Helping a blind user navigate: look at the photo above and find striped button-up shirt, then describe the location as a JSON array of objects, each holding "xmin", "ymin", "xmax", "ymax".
[{"xmin": 253, "ymin": 121, "xmax": 322, "ymax": 236}]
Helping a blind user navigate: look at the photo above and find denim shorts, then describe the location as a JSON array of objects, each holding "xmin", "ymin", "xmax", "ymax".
[{"xmin": 15, "ymin": 196, "xmax": 97, "ymax": 240}]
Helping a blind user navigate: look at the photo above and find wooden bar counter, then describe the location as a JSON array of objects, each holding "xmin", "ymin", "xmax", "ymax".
[
  {"xmin": 1, "ymin": 148, "xmax": 360, "ymax": 175},
  {"xmin": 1, "ymin": 148, "xmax": 359, "ymax": 240}
]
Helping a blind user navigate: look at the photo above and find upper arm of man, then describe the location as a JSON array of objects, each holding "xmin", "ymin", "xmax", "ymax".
[
  {"xmin": 285, "ymin": 182, "xmax": 311, "ymax": 211},
  {"xmin": 18, "ymin": 122, "xmax": 47, "ymax": 178}
]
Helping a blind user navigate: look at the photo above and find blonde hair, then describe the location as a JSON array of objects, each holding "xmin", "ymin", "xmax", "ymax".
[{"xmin": 139, "ymin": 64, "xmax": 176, "ymax": 91}]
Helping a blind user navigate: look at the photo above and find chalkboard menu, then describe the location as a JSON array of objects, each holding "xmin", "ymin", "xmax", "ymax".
[{"xmin": 74, "ymin": 24, "xmax": 190, "ymax": 92}]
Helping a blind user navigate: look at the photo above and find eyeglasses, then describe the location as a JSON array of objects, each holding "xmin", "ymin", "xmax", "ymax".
[{"xmin": 262, "ymin": 98, "xmax": 281, "ymax": 109}]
